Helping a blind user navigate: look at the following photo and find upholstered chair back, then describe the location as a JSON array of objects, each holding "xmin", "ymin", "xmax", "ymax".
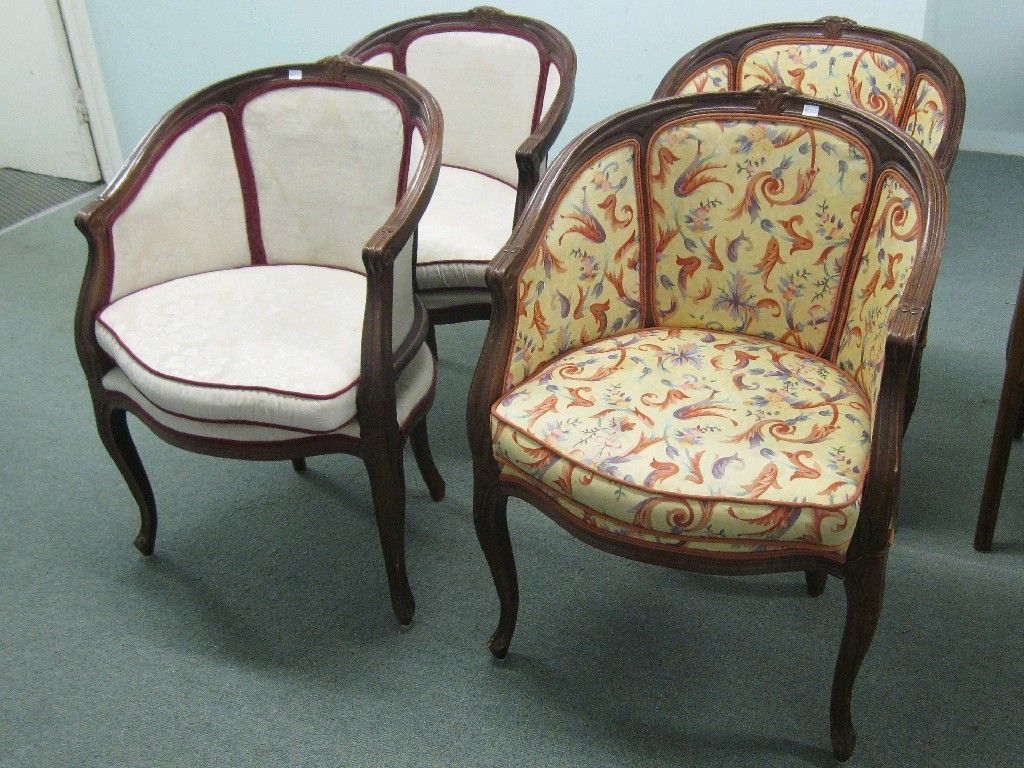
[
  {"xmin": 493, "ymin": 88, "xmax": 944, "ymax": 413},
  {"xmin": 96, "ymin": 61, "xmax": 433, "ymax": 349},
  {"xmin": 347, "ymin": 7, "xmax": 571, "ymax": 188},
  {"xmin": 654, "ymin": 18, "xmax": 965, "ymax": 178}
]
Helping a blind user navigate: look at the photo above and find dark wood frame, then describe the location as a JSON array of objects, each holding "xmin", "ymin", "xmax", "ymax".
[
  {"xmin": 74, "ymin": 58, "xmax": 445, "ymax": 625},
  {"xmin": 344, "ymin": 5, "xmax": 577, "ymax": 326},
  {"xmin": 975, "ymin": 270, "xmax": 1024, "ymax": 550},
  {"xmin": 653, "ymin": 17, "xmax": 964, "ymax": 435},
  {"xmin": 467, "ymin": 87, "xmax": 947, "ymax": 761}
]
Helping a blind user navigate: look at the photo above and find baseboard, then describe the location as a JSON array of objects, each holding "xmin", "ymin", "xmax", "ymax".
[{"xmin": 960, "ymin": 128, "xmax": 1024, "ymax": 156}]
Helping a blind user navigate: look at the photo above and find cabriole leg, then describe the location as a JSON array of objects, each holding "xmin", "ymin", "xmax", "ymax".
[
  {"xmin": 409, "ymin": 419, "xmax": 445, "ymax": 502},
  {"xmin": 805, "ymin": 570, "xmax": 828, "ymax": 596},
  {"xmin": 363, "ymin": 437, "xmax": 414, "ymax": 625},
  {"xmin": 97, "ymin": 406, "xmax": 157, "ymax": 555},
  {"xmin": 474, "ymin": 489, "xmax": 517, "ymax": 658},
  {"xmin": 830, "ymin": 551, "xmax": 888, "ymax": 762}
]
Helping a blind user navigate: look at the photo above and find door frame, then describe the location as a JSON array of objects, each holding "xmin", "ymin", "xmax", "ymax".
[{"xmin": 57, "ymin": 0, "xmax": 122, "ymax": 181}]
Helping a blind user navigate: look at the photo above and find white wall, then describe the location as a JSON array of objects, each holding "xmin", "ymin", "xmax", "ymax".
[
  {"xmin": 82, "ymin": 0, "xmax": 929, "ymax": 165},
  {"xmin": 925, "ymin": 0, "xmax": 1024, "ymax": 155}
]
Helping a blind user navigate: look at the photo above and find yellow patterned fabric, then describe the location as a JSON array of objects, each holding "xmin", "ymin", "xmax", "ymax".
[
  {"xmin": 503, "ymin": 141, "xmax": 642, "ymax": 391},
  {"xmin": 649, "ymin": 118, "xmax": 871, "ymax": 354},
  {"xmin": 492, "ymin": 327, "xmax": 871, "ymax": 555},
  {"xmin": 837, "ymin": 171, "xmax": 922, "ymax": 406},
  {"xmin": 904, "ymin": 75, "xmax": 947, "ymax": 158},
  {"xmin": 739, "ymin": 42, "xmax": 910, "ymax": 123},
  {"xmin": 676, "ymin": 61, "xmax": 731, "ymax": 94}
]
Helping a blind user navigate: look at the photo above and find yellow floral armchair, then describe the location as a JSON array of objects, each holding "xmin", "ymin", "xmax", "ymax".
[
  {"xmin": 653, "ymin": 17, "xmax": 965, "ymax": 434},
  {"xmin": 467, "ymin": 86, "xmax": 947, "ymax": 760}
]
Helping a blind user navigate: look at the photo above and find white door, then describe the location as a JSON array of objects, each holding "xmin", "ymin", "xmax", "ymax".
[{"xmin": 0, "ymin": 0, "xmax": 101, "ymax": 181}]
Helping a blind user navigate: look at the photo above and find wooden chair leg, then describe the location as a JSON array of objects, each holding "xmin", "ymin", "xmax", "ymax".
[
  {"xmin": 977, "ymin": 274, "xmax": 1024, "ymax": 551},
  {"xmin": 474, "ymin": 489, "xmax": 517, "ymax": 658},
  {"xmin": 291, "ymin": 457, "xmax": 307, "ymax": 473},
  {"xmin": 97, "ymin": 406, "xmax": 158, "ymax": 555},
  {"xmin": 363, "ymin": 436, "xmax": 414, "ymax": 625},
  {"xmin": 830, "ymin": 551, "xmax": 888, "ymax": 762},
  {"xmin": 409, "ymin": 419, "xmax": 445, "ymax": 502},
  {"xmin": 976, "ymin": 366, "xmax": 1024, "ymax": 550},
  {"xmin": 805, "ymin": 570, "xmax": 828, "ymax": 596}
]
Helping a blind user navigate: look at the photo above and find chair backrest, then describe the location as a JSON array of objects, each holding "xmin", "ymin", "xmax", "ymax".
[
  {"xmin": 76, "ymin": 58, "xmax": 442, "ymax": 354},
  {"xmin": 84, "ymin": 59, "xmax": 438, "ymax": 302},
  {"xmin": 653, "ymin": 18, "xmax": 965, "ymax": 178},
  {"xmin": 345, "ymin": 6, "xmax": 576, "ymax": 188},
  {"xmin": 486, "ymin": 87, "xmax": 947, "ymax": 412}
]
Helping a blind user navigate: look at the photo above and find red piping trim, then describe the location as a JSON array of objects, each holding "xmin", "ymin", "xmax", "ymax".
[
  {"xmin": 497, "ymin": 468, "xmax": 849, "ymax": 561},
  {"xmin": 96, "ymin": 264, "xmax": 368, "ymax": 402},
  {"xmin": 442, "ymin": 163, "xmax": 518, "ymax": 190}
]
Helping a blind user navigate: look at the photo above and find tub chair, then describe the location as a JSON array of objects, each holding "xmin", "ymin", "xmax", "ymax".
[
  {"xmin": 654, "ymin": 18, "xmax": 964, "ymax": 430},
  {"xmin": 74, "ymin": 57, "xmax": 444, "ymax": 624},
  {"xmin": 467, "ymin": 85, "xmax": 947, "ymax": 759},
  {"xmin": 345, "ymin": 6, "xmax": 576, "ymax": 327}
]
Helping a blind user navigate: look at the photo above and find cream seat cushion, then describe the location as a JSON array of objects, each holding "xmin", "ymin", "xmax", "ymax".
[
  {"xmin": 491, "ymin": 327, "xmax": 873, "ymax": 558},
  {"xmin": 96, "ymin": 264, "xmax": 402, "ymax": 434},
  {"xmin": 415, "ymin": 165, "xmax": 517, "ymax": 292}
]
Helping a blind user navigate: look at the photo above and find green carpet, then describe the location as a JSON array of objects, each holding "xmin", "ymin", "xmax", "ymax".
[{"xmin": 1, "ymin": 152, "xmax": 1021, "ymax": 767}]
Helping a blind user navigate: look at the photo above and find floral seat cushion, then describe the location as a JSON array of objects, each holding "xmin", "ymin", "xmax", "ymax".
[{"xmin": 491, "ymin": 327, "xmax": 872, "ymax": 556}]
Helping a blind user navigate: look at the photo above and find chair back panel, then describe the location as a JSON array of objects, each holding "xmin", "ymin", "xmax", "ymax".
[
  {"xmin": 676, "ymin": 60, "xmax": 731, "ymax": 95},
  {"xmin": 539, "ymin": 61, "xmax": 562, "ymax": 121},
  {"xmin": 242, "ymin": 85, "xmax": 406, "ymax": 273},
  {"xmin": 738, "ymin": 42, "xmax": 911, "ymax": 123},
  {"xmin": 905, "ymin": 74, "xmax": 948, "ymax": 157},
  {"xmin": 109, "ymin": 111, "xmax": 251, "ymax": 301},
  {"xmin": 655, "ymin": 21, "xmax": 965, "ymax": 178},
  {"xmin": 503, "ymin": 141, "xmax": 642, "ymax": 390},
  {"xmin": 836, "ymin": 170, "xmax": 922, "ymax": 405},
  {"xmin": 404, "ymin": 30, "xmax": 542, "ymax": 184},
  {"xmin": 648, "ymin": 116, "xmax": 871, "ymax": 354}
]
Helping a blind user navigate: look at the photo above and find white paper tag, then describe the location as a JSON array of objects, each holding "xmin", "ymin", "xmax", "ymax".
[
  {"xmin": 802, "ymin": 104, "xmax": 820, "ymax": 117},
  {"xmin": 288, "ymin": 69, "xmax": 302, "ymax": 80}
]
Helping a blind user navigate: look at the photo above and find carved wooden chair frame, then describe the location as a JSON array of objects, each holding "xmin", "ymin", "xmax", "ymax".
[
  {"xmin": 75, "ymin": 59, "xmax": 445, "ymax": 624},
  {"xmin": 467, "ymin": 86, "xmax": 947, "ymax": 760}
]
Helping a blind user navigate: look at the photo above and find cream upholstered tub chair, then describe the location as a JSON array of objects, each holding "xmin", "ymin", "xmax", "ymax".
[
  {"xmin": 467, "ymin": 86, "xmax": 947, "ymax": 759},
  {"xmin": 74, "ymin": 58, "xmax": 443, "ymax": 624},
  {"xmin": 344, "ymin": 6, "xmax": 576, "ymax": 326}
]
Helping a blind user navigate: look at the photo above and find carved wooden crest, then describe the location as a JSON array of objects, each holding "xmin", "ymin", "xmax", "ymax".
[
  {"xmin": 816, "ymin": 16, "xmax": 857, "ymax": 39},
  {"xmin": 470, "ymin": 6, "xmax": 506, "ymax": 23},
  {"xmin": 750, "ymin": 83, "xmax": 802, "ymax": 114},
  {"xmin": 315, "ymin": 54, "xmax": 361, "ymax": 79}
]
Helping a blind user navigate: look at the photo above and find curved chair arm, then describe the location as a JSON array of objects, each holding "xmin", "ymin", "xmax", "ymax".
[{"xmin": 512, "ymin": 23, "xmax": 577, "ymax": 218}]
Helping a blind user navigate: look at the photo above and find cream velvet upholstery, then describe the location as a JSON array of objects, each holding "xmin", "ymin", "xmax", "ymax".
[
  {"xmin": 101, "ymin": 344, "xmax": 436, "ymax": 443},
  {"xmin": 74, "ymin": 61, "xmax": 446, "ymax": 624},
  {"xmin": 405, "ymin": 30, "xmax": 541, "ymax": 185},
  {"xmin": 415, "ymin": 166, "xmax": 517, "ymax": 291},
  {"xmin": 109, "ymin": 112, "xmax": 251, "ymax": 301},
  {"xmin": 97, "ymin": 265, "xmax": 369, "ymax": 433},
  {"xmin": 345, "ymin": 9, "xmax": 576, "ymax": 321}
]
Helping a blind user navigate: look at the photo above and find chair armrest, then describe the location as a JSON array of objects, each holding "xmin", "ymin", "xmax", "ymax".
[{"xmin": 513, "ymin": 48, "xmax": 577, "ymax": 219}]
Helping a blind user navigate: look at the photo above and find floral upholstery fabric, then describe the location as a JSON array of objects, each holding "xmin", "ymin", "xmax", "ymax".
[
  {"xmin": 504, "ymin": 141, "xmax": 642, "ymax": 391},
  {"xmin": 738, "ymin": 43, "xmax": 910, "ymax": 123},
  {"xmin": 675, "ymin": 61, "xmax": 731, "ymax": 94},
  {"xmin": 649, "ymin": 118, "xmax": 871, "ymax": 354},
  {"xmin": 904, "ymin": 75, "xmax": 947, "ymax": 158},
  {"xmin": 493, "ymin": 327, "xmax": 871, "ymax": 555},
  {"xmin": 836, "ymin": 171, "xmax": 921, "ymax": 405}
]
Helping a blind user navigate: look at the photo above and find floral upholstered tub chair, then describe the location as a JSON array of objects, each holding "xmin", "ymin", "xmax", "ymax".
[
  {"xmin": 654, "ymin": 18, "xmax": 964, "ymax": 431},
  {"xmin": 467, "ymin": 86, "xmax": 947, "ymax": 759}
]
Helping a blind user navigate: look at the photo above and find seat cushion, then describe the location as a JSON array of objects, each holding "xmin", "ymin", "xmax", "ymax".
[
  {"xmin": 491, "ymin": 327, "xmax": 873, "ymax": 557},
  {"xmin": 96, "ymin": 264, "xmax": 376, "ymax": 434},
  {"xmin": 415, "ymin": 165, "xmax": 517, "ymax": 292}
]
